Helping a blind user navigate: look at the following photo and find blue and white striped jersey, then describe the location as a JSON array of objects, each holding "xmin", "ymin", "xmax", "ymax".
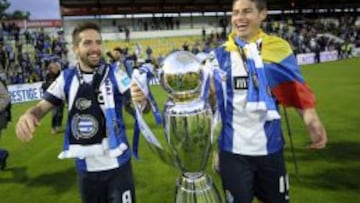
[
  {"xmin": 211, "ymin": 31, "xmax": 315, "ymax": 156},
  {"xmin": 211, "ymin": 46, "xmax": 284, "ymax": 156},
  {"xmin": 44, "ymin": 65, "xmax": 131, "ymax": 172}
]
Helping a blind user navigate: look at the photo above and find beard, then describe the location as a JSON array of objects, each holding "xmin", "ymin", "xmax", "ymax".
[{"xmin": 79, "ymin": 53, "xmax": 100, "ymax": 69}]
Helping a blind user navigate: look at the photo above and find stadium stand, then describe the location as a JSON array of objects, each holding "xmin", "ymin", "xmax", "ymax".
[{"xmin": 0, "ymin": 0, "xmax": 359, "ymax": 87}]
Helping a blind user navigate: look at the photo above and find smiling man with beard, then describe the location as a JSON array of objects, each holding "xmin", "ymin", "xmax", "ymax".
[{"xmin": 16, "ymin": 22, "xmax": 135, "ymax": 203}]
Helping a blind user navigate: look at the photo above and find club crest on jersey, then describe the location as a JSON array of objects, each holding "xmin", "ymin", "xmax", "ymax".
[
  {"xmin": 233, "ymin": 76, "xmax": 248, "ymax": 90},
  {"xmin": 71, "ymin": 113, "xmax": 98, "ymax": 140},
  {"xmin": 75, "ymin": 98, "xmax": 92, "ymax": 110}
]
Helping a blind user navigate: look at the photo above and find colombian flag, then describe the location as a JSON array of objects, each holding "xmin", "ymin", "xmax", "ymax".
[{"xmin": 226, "ymin": 31, "xmax": 316, "ymax": 109}]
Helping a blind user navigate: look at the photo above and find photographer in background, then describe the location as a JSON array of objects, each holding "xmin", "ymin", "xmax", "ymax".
[
  {"xmin": 0, "ymin": 78, "xmax": 11, "ymax": 170},
  {"xmin": 42, "ymin": 60, "xmax": 64, "ymax": 134}
]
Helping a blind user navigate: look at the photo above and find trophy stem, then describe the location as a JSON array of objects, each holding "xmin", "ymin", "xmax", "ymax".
[{"xmin": 175, "ymin": 173, "xmax": 222, "ymax": 203}]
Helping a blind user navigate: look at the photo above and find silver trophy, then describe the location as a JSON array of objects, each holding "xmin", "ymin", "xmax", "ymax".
[{"xmin": 133, "ymin": 51, "xmax": 221, "ymax": 203}]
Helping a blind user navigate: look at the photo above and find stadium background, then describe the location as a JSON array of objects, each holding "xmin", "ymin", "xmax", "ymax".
[{"xmin": 0, "ymin": 0, "xmax": 359, "ymax": 202}]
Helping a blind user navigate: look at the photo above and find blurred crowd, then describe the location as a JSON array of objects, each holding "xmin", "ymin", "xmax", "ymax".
[
  {"xmin": 0, "ymin": 22, "xmax": 68, "ymax": 85},
  {"xmin": 0, "ymin": 15, "xmax": 358, "ymax": 85},
  {"xmin": 263, "ymin": 15, "xmax": 358, "ymax": 57}
]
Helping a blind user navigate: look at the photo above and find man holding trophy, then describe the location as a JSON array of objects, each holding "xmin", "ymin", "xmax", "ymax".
[
  {"xmin": 207, "ymin": 0, "xmax": 327, "ymax": 202},
  {"xmin": 131, "ymin": 1, "xmax": 327, "ymax": 203}
]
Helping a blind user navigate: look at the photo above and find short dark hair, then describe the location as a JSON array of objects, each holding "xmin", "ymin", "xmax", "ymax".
[
  {"xmin": 113, "ymin": 47, "xmax": 124, "ymax": 54},
  {"xmin": 72, "ymin": 22, "xmax": 101, "ymax": 46},
  {"xmin": 233, "ymin": 0, "xmax": 267, "ymax": 11}
]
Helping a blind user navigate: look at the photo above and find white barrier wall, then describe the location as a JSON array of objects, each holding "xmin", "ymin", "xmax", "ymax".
[
  {"xmin": 320, "ymin": 50, "xmax": 338, "ymax": 62},
  {"xmin": 8, "ymin": 82, "xmax": 43, "ymax": 104},
  {"xmin": 297, "ymin": 50, "xmax": 340, "ymax": 65},
  {"xmin": 353, "ymin": 48, "xmax": 360, "ymax": 57},
  {"xmin": 297, "ymin": 53, "xmax": 316, "ymax": 65}
]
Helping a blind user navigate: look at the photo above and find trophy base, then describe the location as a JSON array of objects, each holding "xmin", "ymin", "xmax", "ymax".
[{"xmin": 175, "ymin": 172, "xmax": 222, "ymax": 203}]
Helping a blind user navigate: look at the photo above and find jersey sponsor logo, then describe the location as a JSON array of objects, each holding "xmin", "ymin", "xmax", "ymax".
[
  {"xmin": 71, "ymin": 113, "xmax": 98, "ymax": 140},
  {"xmin": 75, "ymin": 98, "xmax": 92, "ymax": 110},
  {"xmin": 233, "ymin": 76, "xmax": 248, "ymax": 90}
]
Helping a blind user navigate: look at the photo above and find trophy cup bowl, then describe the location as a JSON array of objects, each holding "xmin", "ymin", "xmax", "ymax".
[
  {"xmin": 160, "ymin": 51, "xmax": 202, "ymax": 103},
  {"xmin": 135, "ymin": 51, "xmax": 221, "ymax": 203},
  {"xmin": 161, "ymin": 51, "xmax": 221, "ymax": 203}
]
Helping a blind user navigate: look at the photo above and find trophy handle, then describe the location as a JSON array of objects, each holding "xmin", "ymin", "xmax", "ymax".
[{"xmin": 134, "ymin": 100, "xmax": 179, "ymax": 168}]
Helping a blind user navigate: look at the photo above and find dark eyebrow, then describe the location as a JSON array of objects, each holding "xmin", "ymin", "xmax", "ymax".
[
  {"xmin": 232, "ymin": 7, "xmax": 253, "ymax": 14},
  {"xmin": 82, "ymin": 39, "xmax": 101, "ymax": 43},
  {"xmin": 82, "ymin": 39, "xmax": 92, "ymax": 43}
]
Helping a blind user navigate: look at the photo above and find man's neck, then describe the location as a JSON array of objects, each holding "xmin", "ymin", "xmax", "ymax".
[{"xmin": 79, "ymin": 62, "xmax": 95, "ymax": 73}]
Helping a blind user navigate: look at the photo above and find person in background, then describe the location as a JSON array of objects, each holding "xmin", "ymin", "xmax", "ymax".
[
  {"xmin": 0, "ymin": 78, "xmax": 10, "ymax": 170},
  {"xmin": 145, "ymin": 46, "xmax": 153, "ymax": 60},
  {"xmin": 42, "ymin": 60, "xmax": 64, "ymax": 134},
  {"xmin": 125, "ymin": 27, "xmax": 130, "ymax": 42},
  {"xmin": 0, "ymin": 44, "xmax": 6, "ymax": 71},
  {"xmin": 16, "ymin": 22, "xmax": 135, "ymax": 203}
]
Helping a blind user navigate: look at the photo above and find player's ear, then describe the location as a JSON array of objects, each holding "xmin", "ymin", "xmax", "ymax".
[
  {"xmin": 72, "ymin": 45, "xmax": 79, "ymax": 56},
  {"xmin": 260, "ymin": 9, "xmax": 267, "ymax": 21}
]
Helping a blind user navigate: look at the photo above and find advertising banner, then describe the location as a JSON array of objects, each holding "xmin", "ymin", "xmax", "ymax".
[
  {"xmin": 297, "ymin": 53, "xmax": 315, "ymax": 65},
  {"xmin": 320, "ymin": 50, "xmax": 338, "ymax": 62},
  {"xmin": 7, "ymin": 82, "xmax": 43, "ymax": 104}
]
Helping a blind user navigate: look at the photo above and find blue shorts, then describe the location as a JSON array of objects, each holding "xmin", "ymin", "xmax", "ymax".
[
  {"xmin": 78, "ymin": 160, "xmax": 135, "ymax": 203},
  {"xmin": 219, "ymin": 150, "xmax": 289, "ymax": 203}
]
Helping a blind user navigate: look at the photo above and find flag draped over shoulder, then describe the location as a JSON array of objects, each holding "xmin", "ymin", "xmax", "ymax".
[
  {"xmin": 225, "ymin": 31, "xmax": 316, "ymax": 109},
  {"xmin": 259, "ymin": 33, "xmax": 316, "ymax": 109}
]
